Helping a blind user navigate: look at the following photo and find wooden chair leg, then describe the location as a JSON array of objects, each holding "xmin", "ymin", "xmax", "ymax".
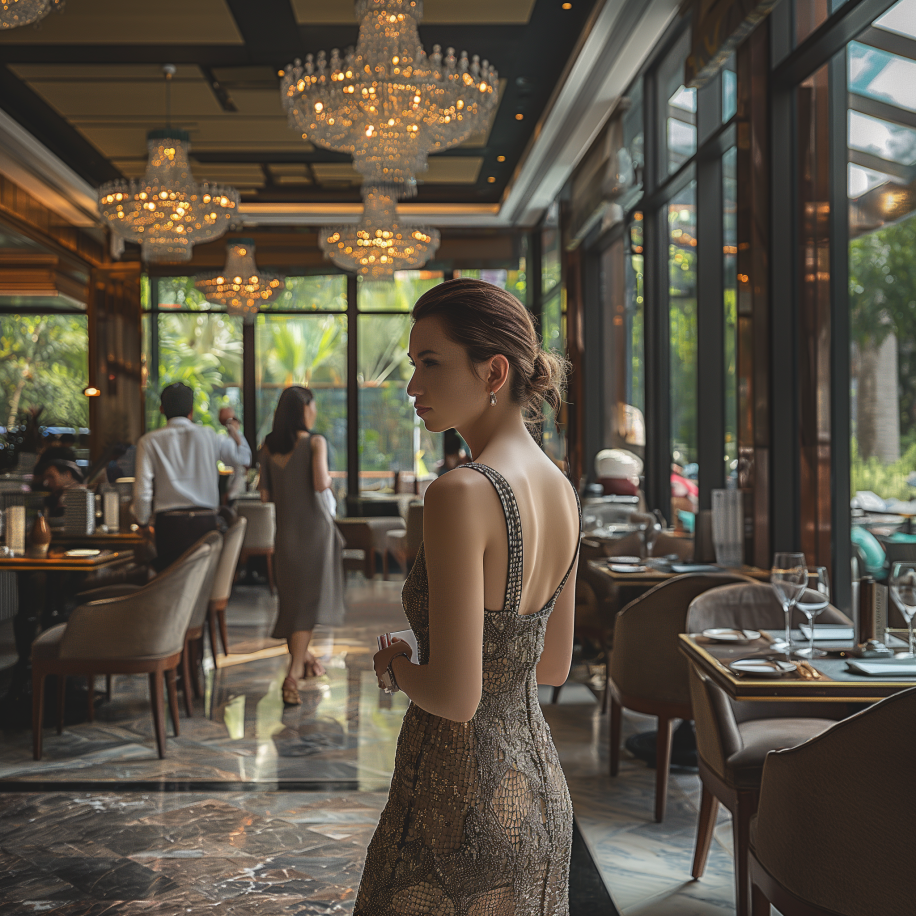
[
  {"xmin": 207, "ymin": 608, "xmax": 220, "ymax": 667},
  {"xmin": 165, "ymin": 668, "xmax": 180, "ymax": 738},
  {"xmin": 266, "ymin": 552, "xmax": 276, "ymax": 594},
  {"xmin": 190, "ymin": 638, "xmax": 202, "ymax": 699},
  {"xmin": 654, "ymin": 716, "xmax": 675, "ymax": 823},
  {"xmin": 692, "ymin": 783, "xmax": 720, "ymax": 879},
  {"xmin": 33, "ymin": 669, "xmax": 46, "ymax": 760},
  {"xmin": 217, "ymin": 606, "xmax": 229, "ymax": 657},
  {"xmin": 105, "ymin": 674, "xmax": 112, "ymax": 701},
  {"xmin": 601, "ymin": 638, "xmax": 610, "ymax": 714},
  {"xmin": 87, "ymin": 675, "xmax": 95, "ymax": 723},
  {"xmin": 734, "ymin": 792, "xmax": 756, "ymax": 916},
  {"xmin": 609, "ymin": 692, "xmax": 622, "ymax": 777},
  {"xmin": 180, "ymin": 641, "xmax": 194, "ymax": 717},
  {"xmin": 57, "ymin": 674, "xmax": 66, "ymax": 734},
  {"xmin": 149, "ymin": 670, "xmax": 167, "ymax": 759}
]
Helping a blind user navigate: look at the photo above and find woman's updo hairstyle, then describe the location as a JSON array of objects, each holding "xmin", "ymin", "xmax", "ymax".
[{"xmin": 412, "ymin": 278, "xmax": 568, "ymax": 427}]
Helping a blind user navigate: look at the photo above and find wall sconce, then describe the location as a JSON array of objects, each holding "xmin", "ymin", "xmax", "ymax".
[{"xmin": 83, "ymin": 386, "xmax": 101, "ymax": 397}]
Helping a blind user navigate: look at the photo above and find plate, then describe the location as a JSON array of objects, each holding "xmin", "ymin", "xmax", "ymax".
[
  {"xmin": 702, "ymin": 627, "xmax": 761, "ymax": 643},
  {"xmin": 63, "ymin": 549, "xmax": 101, "ymax": 558},
  {"xmin": 609, "ymin": 564, "xmax": 648, "ymax": 573},
  {"xmin": 607, "ymin": 556, "xmax": 641, "ymax": 565},
  {"xmin": 729, "ymin": 658, "xmax": 796, "ymax": 678}
]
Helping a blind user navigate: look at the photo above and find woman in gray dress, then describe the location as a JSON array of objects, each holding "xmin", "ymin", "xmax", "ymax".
[{"xmin": 259, "ymin": 386, "xmax": 345, "ymax": 706}]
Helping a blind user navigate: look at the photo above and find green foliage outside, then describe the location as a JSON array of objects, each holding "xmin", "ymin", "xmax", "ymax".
[
  {"xmin": 850, "ymin": 438, "xmax": 916, "ymax": 503},
  {"xmin": 0, "ymin": 315, "xmax": 88, "ymax": 430}
]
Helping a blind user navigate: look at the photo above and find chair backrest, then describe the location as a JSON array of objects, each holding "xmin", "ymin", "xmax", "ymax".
[
  {"xmin": 59, "ymin": 537, "xmax": 216, "ymax": 661},
  {"xmin": 405, "ymin": 502, "xmax": 424, "ymax": 559},
  {"xmin": 211, "ymin": 516, "xmax": 247, "ymax": 604},
  {"xmin": 753, "ymin": 685, "xmax": 916, "ymax": 916},
  {"xmin": 688, "ymin": 662, "xmax": 741, "ymax": 779},
  {"xmin": 686, "ymin": 581, "xmax": 852, "ymax": 634},
  {"xmin": 609, "ymin": 572, "xmax": 753, "ymax": 704},
  {"xmin": 237, "ymin": 501, "xmax": 275, "ymax": 549},
  {"xmin": 185, "ymin": 530, "xmax": 224, "ymax": 629}
]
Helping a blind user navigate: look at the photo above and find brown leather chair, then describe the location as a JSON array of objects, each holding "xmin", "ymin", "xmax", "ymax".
[
  {"xmin": 749, "ymin": 685, "xmax": 916, "ymax": 916},
  {"xmin": 384, "ymin": 502, "xmax": 424, "ymax": 578},
  {"xmin": 207, "ymin": 515, "xmax": 247, "ymax": 661},
  {"xmin": 686, "ymin": 582, "xmax": 854, "ymax": 916},
  {"xmin": 31, "ymin": 536, "xmax": 216, "ymax": 760},
  {"xmin": 608, "ymin": 572, "xmax": 753, "ymax": 822},
  {"xmin": 236, "ymin": 501, "xmax": 276, "ymax": 593}
]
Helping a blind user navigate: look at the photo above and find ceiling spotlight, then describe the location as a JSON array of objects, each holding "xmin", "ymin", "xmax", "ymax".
[
  {"xmin": 83, "ymin": 386, "xmax": 101, "ymax": 398},
  {"xmin": 562, "ymin": 2, "xmax": 572, "ymax": 8},
  {"xmin": 515, "ymin": 113, "xmax": 524, "ymax": 120},
  {"xmin": 497, "ymin": 155, "xmax": 506, "ymax": 162},
  {"xmin": 487, "ymin": 176, "xmax": 496, "ymax": 183},
  {"xmin": 277, "ymin": 69, "xmax": 285, "ymax": 77}
]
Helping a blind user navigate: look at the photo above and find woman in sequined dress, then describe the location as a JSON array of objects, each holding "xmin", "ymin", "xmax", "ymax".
[{"xmin": 355, "ymin": 279, "xmax": 581, "ymax": 916}]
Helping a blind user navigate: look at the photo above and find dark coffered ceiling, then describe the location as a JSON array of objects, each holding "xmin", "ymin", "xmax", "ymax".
[{"xmin": 0, "ymin": 0, "xmax": 599, "ymax": 207}]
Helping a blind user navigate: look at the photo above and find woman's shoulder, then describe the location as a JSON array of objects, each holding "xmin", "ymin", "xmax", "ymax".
[{"xmin": 424, "ymin": 464, "xmax": 495, "ymax": 512}]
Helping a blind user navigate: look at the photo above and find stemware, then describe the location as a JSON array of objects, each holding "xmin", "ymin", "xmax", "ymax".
[
  {"xmin": 770, "ymin": 552, "xmax": 808, "ymax": 652},
  {"xmin": 889, "ymin": 562, "xmax": 916, "ymax": 658},
  {"xmin": 795, "ymin": 566, "xmax": 830, "ymax": 658}
]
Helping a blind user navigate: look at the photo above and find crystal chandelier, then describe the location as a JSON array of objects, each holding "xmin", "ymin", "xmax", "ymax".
[
  {"xmin": 281, "ymin": 0, "xmax": 498, "ymax": 195},
  {"xmin": 320, "ymin": 184, "xmax": 439, "ymax": 278},
  {"xmin": 195, "ymin": 239, "xmax": 284, "ymax": 321},
  {"xmin": 98, "ymin": 68, "xmax": 239, "ymax": 263},
  {"xmin": 0, "ymin": 0, "xmax": 63, "ymax": 30}
]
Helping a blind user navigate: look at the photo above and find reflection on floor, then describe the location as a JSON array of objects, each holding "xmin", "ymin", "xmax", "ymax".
[{"xmin": 0, "ymin": 575, "xmax": 738, "ymax": 914}]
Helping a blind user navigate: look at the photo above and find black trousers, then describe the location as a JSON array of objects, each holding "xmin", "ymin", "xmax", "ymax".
[{"xmin": 153, "ymin": 508, "xmax": 220, "ymax": 572}]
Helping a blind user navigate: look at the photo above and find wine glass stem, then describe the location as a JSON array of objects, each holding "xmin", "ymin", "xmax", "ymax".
[
  {"xmin": 784, "ymin": 606, "xmax": 792, "ymax": 651},
  {"xmin": 909, "ymin": 617, "xmax": 915, "ymax": 657},
  {"xmin": 807, "ymin": 614, "xmax": 815, "ymax": 657}
]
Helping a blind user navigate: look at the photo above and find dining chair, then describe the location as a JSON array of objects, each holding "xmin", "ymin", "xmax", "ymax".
[
  {"xmin": 608, "ymin": 572, "xmax": 753, "ymax": 822},
  {"xmin": 749, "ymin": 685, "xmax": 916, "ymax": 916},
  {"xmin": 206, "ymin": 515, "xmax": 247, "ymax": 662},
  {"xmin": 384, "ymin": 501, "xmax": 424, "ymax": 579},
  {"xmin": 236, "ymin": 501, "xmax": 276, "ymax": 594},
  {"xmin": 685, "ymin": 581, "xmax": 855, "ymax": 916},
  {"xmin": 31, "ymin": 536, "xmax": 215, "ymax": 760}
]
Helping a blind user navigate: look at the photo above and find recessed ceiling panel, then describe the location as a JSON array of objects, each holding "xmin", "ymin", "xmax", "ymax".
[
  {"xmin": 311, "ymin": 163, "xmax": 361, "ymax": 184},
  {"xmin": 292, "ymin": 0, "xmax": 535, "ymax": 25},
  {"xmin": 423, "ymin": 157, "xmax": 483, "ymax": 183},
  {"xmin": 0, "ymin": 0, "xmax": 243, "ymax": 44}
]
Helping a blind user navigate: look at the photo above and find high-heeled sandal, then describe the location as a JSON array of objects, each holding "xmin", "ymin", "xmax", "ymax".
[{"xmin": 282, "ymin": 675, "xmax": 301, "ymax": 707}]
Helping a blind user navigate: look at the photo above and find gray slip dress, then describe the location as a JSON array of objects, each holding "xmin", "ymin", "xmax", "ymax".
[{"xmin": 259, "ymin": 434, "xmax": 345, "ymax": 637}]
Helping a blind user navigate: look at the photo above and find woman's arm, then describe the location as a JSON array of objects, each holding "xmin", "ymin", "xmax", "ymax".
[
  {"xmin": 376, "ymin": 470, "xmax": 486, "ymax": 723},
  {"xmin": 535, "ymin": 554, "xmax": 578, "ymax": 686},
  {"xmin": 310, "ymin": 435, "xmax": 333, "ymax": 491}
]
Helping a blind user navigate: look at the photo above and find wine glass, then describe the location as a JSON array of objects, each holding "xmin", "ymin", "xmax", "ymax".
[
  {"xmin": 795, "ymin": 566, "xmax": 830, "ymax": 658},
  {"xmin": 889, "ymin": 562, "xmax": 916, "ymax": 658},
  {"xmin": 770, "ymin": 552, "xmax": 808, "ymax": 652}
]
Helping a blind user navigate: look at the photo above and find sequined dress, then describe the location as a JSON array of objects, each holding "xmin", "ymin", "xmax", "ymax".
[{"xmin": 354, "ymin": 463, "xmax": 580, "ymax": 916}]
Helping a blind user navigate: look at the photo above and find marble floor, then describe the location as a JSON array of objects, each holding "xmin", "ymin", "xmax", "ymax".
[{"xmin": 0, "ymin": 574, "xmax": 740, "ymax": 914}]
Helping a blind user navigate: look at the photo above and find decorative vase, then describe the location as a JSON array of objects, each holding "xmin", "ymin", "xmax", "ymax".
[{"xmin": 27, "ymin": 509, "xmax": 51, "ymax": 558}]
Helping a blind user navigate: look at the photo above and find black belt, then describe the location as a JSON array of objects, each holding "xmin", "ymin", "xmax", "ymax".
[{"xmin": 156, "ymin": 507, "xmax": 217, "ymax": 518}]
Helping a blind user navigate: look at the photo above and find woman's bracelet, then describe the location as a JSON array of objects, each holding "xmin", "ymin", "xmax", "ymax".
[{"xmin": 386, "ymin": 651, "xmax": 411, "ymax": 693}]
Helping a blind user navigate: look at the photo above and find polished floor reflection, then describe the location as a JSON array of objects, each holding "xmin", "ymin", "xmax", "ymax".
[{"xmin": 0, "ymin": 574, "xmax": 738, "ymax": 914}]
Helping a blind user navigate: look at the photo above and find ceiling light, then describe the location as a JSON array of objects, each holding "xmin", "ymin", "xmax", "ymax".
[
  {"xmin": 562, "ymin": 2, "xmax": 572, "ymax": 8},
  {"xmin": 497, "ymin": 155, "xmax": 506, "ymax": 162},
  {"xmin": 487, "ymin": 176, "xmax": 495, "ymax": 183},
  {"xmin": 0, "ymin": 0, "xmax": 63, "ymax": 30},
  {"xmin": 515, "ymin": 113, "xmax": 524, "ymax": 120},
  {"xmin": 195, "ymin": 239, "xmax": 284, "ymax": 321}
]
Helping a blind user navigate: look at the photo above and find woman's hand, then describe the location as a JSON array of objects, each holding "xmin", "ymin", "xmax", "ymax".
[{"xmin": 373, "ymin": 637, "xmax": 413, "ymax": 688}]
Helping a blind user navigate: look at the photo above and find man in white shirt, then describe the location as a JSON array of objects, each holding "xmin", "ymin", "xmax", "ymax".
[{"xmin": 132, "ymin": 382, "xmax": 252, "ymax": 570}]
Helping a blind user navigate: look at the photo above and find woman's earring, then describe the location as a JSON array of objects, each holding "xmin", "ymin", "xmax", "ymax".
[{"xmin": 489, "ymin": 391, "xmax": 497, "ymax": 406}]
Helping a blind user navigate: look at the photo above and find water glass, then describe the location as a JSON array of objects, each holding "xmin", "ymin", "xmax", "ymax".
[
  {"xmin": 889, "ymin": 562, "xmax": 916, "ymax": 658},
  {"xmin": 795, "ymin": 567, "xmax": 830, "ymax": 658},
  {"xmin": 770, "ymin": 552, "xmax": 808, "ymax": 651}
]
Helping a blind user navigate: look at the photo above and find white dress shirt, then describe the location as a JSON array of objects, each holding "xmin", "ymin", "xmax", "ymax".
[{"xmin": 132, "ymin": 417, "xmax": 252, "ymax": 524}]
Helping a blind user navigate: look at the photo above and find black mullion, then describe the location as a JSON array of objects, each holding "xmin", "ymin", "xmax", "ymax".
[
  {"xmin": 149, "ymin": 279, "xmax": 159, "ymax": 396},
  {"xmin": 347, "ymin": 274, "xmax": 359, "ymax": 506},
  {"xmin": 242, "ymin": 321, "xmax": 256, "ymax": 456},
  {"xmin": 829, "ymin": 49, "xmax": 852, "ymax": 614}
]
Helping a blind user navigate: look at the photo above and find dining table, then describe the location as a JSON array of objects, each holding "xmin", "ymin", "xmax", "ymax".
[{"xmin": 678, "ymin": 630, "xmax": 916, "ymax": 702}]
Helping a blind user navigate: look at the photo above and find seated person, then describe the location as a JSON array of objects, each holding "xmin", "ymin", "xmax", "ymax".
[
  {"xmin": 106, "ymin": 443, "xmax": 129, "ymax": 483},
  {"xmin": 33, "ymin": 447, "xmax": 86, "ymax": 517}
]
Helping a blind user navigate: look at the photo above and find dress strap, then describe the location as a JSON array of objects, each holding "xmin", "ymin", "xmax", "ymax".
[{"xmin": 461, "ymin": 462, "xmax": 525, "ymax": 614}]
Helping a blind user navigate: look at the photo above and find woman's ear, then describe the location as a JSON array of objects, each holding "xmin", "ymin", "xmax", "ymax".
[{"xmin": 485, "ymin": 355, "xmax": 510, "ymax": 395}]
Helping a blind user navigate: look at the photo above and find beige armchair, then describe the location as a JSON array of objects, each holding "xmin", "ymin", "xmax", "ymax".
[
  {"xmin": 207, "ymin": 516, "xmax": 247, "ymax": 662},
  {"xmin": 384, "ymin": 502, "xmax": 424, "ymax": 579},
  {"xmin": 31, "ymin": 537, "xmax": 216, "ymax": 760},
  {"xmin": 236, "ymin": 501, "xmax": 276, "ymax": 593},
  {"xmin": 608, "ymin": 572, "xmax": 753, "ymax": 822},
  {"xmin": 749, "ymin": 685, "xmax": 916, "ymax": 916},
  {"xmin": 686, "ymin": 581, "xmax": 854, "ymax": 916}
]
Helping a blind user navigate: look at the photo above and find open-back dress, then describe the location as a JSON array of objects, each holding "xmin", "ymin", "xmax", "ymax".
[{"xmin": 354, "ymin": 462, "xmax": 580, "ymax": 916}]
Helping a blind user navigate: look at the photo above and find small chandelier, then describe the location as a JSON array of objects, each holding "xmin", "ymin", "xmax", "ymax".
[
  {"xmin": 281, "ymin": 0, "xmax": 497, "ymax": 195},
  {"xmin": 320, "ymin": 185, "xmax": 439, "ymax": 278},
  {"xmin": 98, "ymin": 67, "xmax": 239, "ymax": 263},
  {"xmin": 0, "ymin": 0, "xmax": 63, "ymax": 30},
  {"xmin": 195, "ymin": 239, "xmax": 284, "ymax": 320}
]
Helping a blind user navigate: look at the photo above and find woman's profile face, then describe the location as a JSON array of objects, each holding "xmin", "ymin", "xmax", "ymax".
[{"xmin": 407, "ymin": 315, "xmax": 488, "ymax": 433}]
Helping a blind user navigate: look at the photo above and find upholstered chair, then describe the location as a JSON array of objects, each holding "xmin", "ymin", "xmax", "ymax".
[
  {"xmin": 31, "ymin": 537, "xmax": 215, "ymax": 760},
  {"xmin": 749, "ymin": 685, "xmax": 916, "ymax": 916},
  {"xmin": 337, "ymin": 517, "xmax": 404, "ymax": 579},
  {"xmin": 236, "ymin": 501, "xmax": 276, "ymax": 593},
  {"xmin": 608, "ymin": 572, "xmax": 753, "ymax": 822},
  {"xmin": 207, "ymin": 516, "xmax": 247, "ymax": 662},
  {"xmin": 685, "ymin": 581, "xmax": 855, "ymax": 916},
  {"xmin": 385, "ymin": 501, "xmax": 424, "ymax": 578}
]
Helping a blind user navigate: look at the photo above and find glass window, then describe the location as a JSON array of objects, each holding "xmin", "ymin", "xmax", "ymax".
[
  {"xmin": 622, "ymin": 77, "xmax": 644, "ymax": 205},
  {"xmin": 657, "ymin": 30, "xmax": 697, "ymax": 178},
  {"xmin": 628, "ymin": 215, "xmax": 645, "ymax": 430},
  {"xmin": 848, "ymin": 110, "xmax": 916, "ymax": 166},
  {"xmin": 156, "ymin": 276, "xmax": 213, "ymax": 311},
  {"xmin": 873, "ymin": 0, "xmax": 916, "ymax": 40},
  {"xmin": 256, "ymin": 314, "xmax": 348, "ymax": 497},
  {"xmin": 722, "ymin": 60, "xmax": 738, "ymax": 123},
  {"xmin": 262, "ymin": 274, "xmax": 347, "ymax": 311},
  {"xmin": 849, "ymin": 42, "xmax": 916, "ymax": 113},
  {"xmin": 357, "ymin": 271, "xmax": 443, "ymax": 311},
  {"xmin": 454, "ymin": 267, "xmax": 527, "ymax": 305},
  {"xmin": 0, "ymin": 315, "xmax": 89, "ymax": 430},
  {"xmin": 542, "ymin": 202, "xmax": 561, "ymax": 296},
  {"xmin": 723, "ymin": 148, "xmax": 738, "ymax": 485},
  {"xmin": 796, "ymin": 0, "xmax": 851, "ymax": 46},
  {"xmin": 669, "ymin": 183, "xmax": 698, "ymax": 477}
]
